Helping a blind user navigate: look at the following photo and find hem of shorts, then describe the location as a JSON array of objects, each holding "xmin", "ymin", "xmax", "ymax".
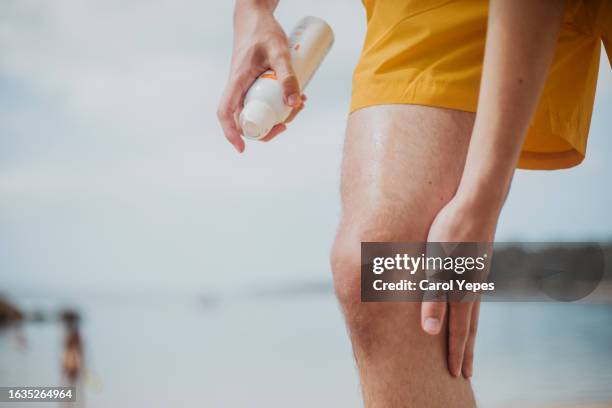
[
  {"xmin": 350, "ymin": 96, "xmax": 585, "ymax": 171},
  {"xmin": 350, "ymin": 94, "xmax": 477, "ymax": 115},
  {"xmin": 517, "ymin": 149, "xmax": 584, "ymax": 170}
]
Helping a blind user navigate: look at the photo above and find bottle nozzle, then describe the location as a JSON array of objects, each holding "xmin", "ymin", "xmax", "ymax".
[{"xmin": 239, "ymin": 100, "xmax": 278, "ymax": 140}]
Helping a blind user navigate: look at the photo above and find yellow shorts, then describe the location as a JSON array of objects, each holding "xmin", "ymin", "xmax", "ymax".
[{"xmin": 351, "ymin": 0, "xmax": 612, "ymax": 170}]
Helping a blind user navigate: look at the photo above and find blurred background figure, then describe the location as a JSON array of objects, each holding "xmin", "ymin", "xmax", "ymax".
[
  {"xmin": 60, "ymin": 310, "xmax": 83, "ymax": 385},
  {"xmin": 0, "ymin": 297, "xmax": 26, "ymax": 350},
  {"xmin": 0, "ymin": 297, "xmax": 23, "ymax": 324}
]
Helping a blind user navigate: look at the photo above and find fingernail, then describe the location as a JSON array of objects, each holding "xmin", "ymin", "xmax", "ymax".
[
  {"xmin": 233, "ymin": 144, "xmax": 243, "ymax": 153},
  {"xmin": 287, "ymin": 93, "xmax": 300, "ymax": 106},
  {"xmin": 423, "ymin": 318, "xmax": 441, "ymax": 334}
]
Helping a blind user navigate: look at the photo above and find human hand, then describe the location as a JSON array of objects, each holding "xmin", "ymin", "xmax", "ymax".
[
  {"xmin": 217, "ymin": 2, "xmax": 305, "ymax": 153},
  {"xmin": 420, "ymin": 195, "xmax": 500, "ymax": 378}
]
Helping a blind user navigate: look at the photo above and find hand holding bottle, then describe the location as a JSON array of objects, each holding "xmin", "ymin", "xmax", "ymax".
[{"xmin": 217, "ymin": 0, "xmax": 305, "ymax": 153}]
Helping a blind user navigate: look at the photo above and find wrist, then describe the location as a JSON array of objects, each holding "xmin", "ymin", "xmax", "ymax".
[
  {"xmin": 234, "ymin": 0, "xmax": 276, "ymax": 29},
  {"xmin": 235, "ymin": 0, "xmax": 277, "ymax": 14},
  {"xmin": 455, "ymin": 127, "xmax": 520, "ymax": 215},
  {"xmin": 454, "ymin": 171, "xmax": 511, "ymax": 217}
]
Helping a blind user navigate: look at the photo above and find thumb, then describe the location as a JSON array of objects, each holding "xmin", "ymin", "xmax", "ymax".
[
  {"xmin": 269, "ymin": 49, "xmax": 301, "ymax": 107},
  {"xmin": 421, "ymin": 301, "xmax": 447, "ymax": 335}
]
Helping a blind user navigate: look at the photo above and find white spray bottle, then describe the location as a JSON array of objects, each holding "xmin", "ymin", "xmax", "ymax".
[{"xmin": 239, "ymin": 16, "xmax": 334, "ymax": 140}]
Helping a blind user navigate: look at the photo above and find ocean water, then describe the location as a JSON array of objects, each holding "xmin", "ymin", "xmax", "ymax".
[{"xmin": 1, "ymin": 292, "xmax": 611, "ymax": 407}]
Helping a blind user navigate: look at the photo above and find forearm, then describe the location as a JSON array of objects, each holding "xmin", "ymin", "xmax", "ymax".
[
  {"xmin": 457, "ymin": 0, "xmax": 566, "ymax": 212},
  {"xmin": 235, "ymin": 0, "xmax": 279, "ymax": 16}
]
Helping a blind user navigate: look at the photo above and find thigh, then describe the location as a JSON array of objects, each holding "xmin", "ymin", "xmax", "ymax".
[{"xmin": 340, "ymin": 104, "xmax": 474, "ymax": 240}]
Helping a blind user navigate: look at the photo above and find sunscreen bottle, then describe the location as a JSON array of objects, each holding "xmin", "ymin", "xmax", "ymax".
[{"xmin": 239, "ymin": 16, "xmax": 334, "ymax": 140}]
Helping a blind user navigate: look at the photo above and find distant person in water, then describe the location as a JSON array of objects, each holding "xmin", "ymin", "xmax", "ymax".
[{"xmin": 60, "ymin": 310, "xmax": 83, "ymax": 384}]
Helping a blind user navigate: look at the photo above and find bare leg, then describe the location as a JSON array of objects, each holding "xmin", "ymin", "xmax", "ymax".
[{"xmin": 331, "ymin": 104, "xmax": 476, "ymax": 407}]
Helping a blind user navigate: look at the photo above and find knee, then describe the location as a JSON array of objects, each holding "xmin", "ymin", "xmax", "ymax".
[
  {"xmin": 331, "ymin": 230, "xmax": 373, "ymax": 345},
  {"xmin": 331, "ymin": 212, "xmax": 426, "ymax": 304},
  {"xmin": 331, "ymin": 216, "xmax": 393, "ymax": 312},
  {"xmin": 330, "ymin": 214, "xmax": 427, "ymax": 339},
  {"xmin": 330, "ymin": 230, "xmax": 361, "ymax": 314}
]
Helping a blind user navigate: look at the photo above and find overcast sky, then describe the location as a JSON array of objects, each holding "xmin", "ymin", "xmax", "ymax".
[{"xmin": 1, "ymin": 0, "xmax": 610, "ymax": 296}]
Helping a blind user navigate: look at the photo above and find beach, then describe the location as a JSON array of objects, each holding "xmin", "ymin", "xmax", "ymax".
[{"xmin": 1, "ymin": 289, "xmax": 611, "ymax": 408}]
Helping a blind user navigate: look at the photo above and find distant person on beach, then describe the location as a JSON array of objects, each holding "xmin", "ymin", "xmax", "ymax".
[
  {"xmin": 60, "ymin": 311, "xmax": 83, "ymax": 384},
  {"xmin": 218, "ymin": 0, "xmax": 611, "ymax": 406}
]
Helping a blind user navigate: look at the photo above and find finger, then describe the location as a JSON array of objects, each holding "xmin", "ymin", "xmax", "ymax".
[
  {"xmin": 259, "ymin": 123, "xmax": 287, "ymax": 142},
  {"xmin": 284, "ymin": 101, "xmax": 304, "ymax": 124},
  {"xmin": 462, "ymin": 299, "xmax": 480, "ymax": 378},
  {"xmin": 268, "ymin": 48, "xmax": 301, "ymax": 107},
  {"xmin": 217, "ymin": 99, "xmax": 245, "ymax": 153},
  {"xmin": 217, "ymin": 118, "xmax": 244, "ymax": 153},
  {"xmin": 233, "ymin": 109, "xmax": 244, "ymax": 135},
  {"xmin": 217, "ymin": 69, "xmax": 256, "ymax": 153},
  {"xmin": 284, "ymin": 94, "xmax": 306, "ymax": 124},
  {"xmin": 448, "ymin": 302, "xmax": 474, "ymax": 377},
  {"xmin": 421, "ymin": 300, "xmax": 447, "ymax": 335}
]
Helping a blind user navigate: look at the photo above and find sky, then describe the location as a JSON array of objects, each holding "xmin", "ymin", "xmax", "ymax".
[{"xmin": 0, "ymin": 0, "xmax": 611, "ymax": 296}]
